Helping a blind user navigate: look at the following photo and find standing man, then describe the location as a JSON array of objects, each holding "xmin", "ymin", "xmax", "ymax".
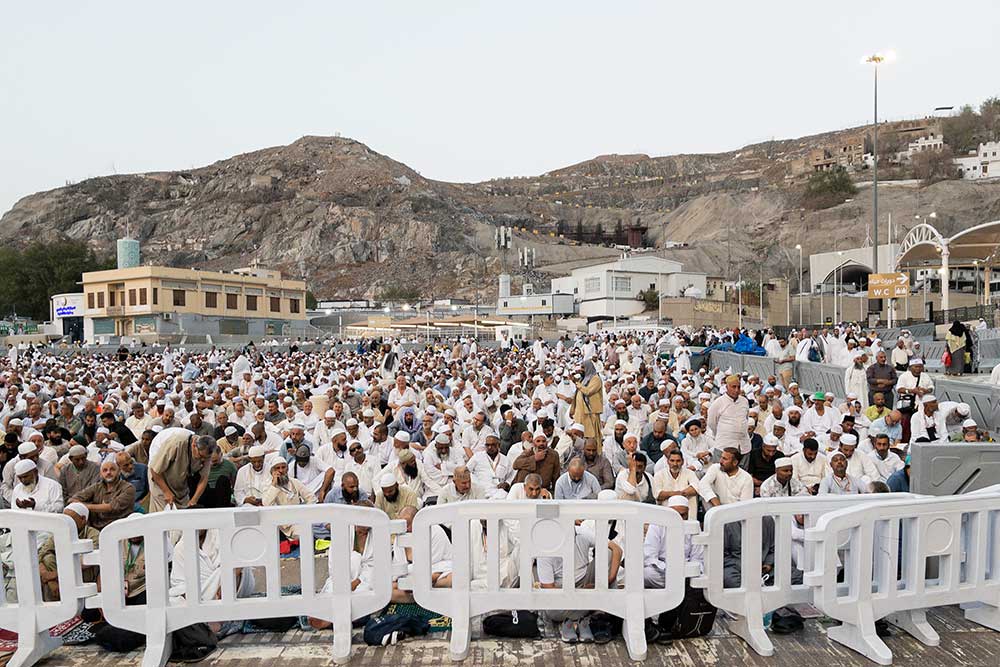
[
  {"xmin": 147, "ymin": 432, "xmax": 213, "ymax": 511},
  {"xmin": 866, "ymin": 351, "xmax": 897, "ymax": 410},
  {"xmin": 707, "ymin": 376, "xmax": 751, "ymax": 455},
  {"xmin": 570, "ymin": 361, "xmax": 604, "ymax": 443}
]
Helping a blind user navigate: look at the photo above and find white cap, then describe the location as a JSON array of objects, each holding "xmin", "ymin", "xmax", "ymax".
[
  {"xmin": 667, "ymin": 495, "xmax": 688, "ymax": 508},
  {"xmin": 956, "ymin": 403, "xmax": 970, "ymax": 416},
  {"xmin": 346, "ymin": 418, "xmax": 358, "ymax": 427},
  {"xmin": 7, "ymin": 418, "xmax": 22, "ymax": 427},
  {"xmin": 363, "ymin": 409, "xmax": 375, "ymax": 418},
  {"xmin": 68, "ymin": 444, "xmax": 87, "ymax": 457},
  {"xmin": 569, "ymin": 423, "xmax": 585, "ymax": 433},
  {"xmin": 922, "ymin": 394, "xmax": 937, "ymax": 404},
  {"xmin": 224, "ymin": 426, "xmax": 238, "ymax": 436},
  {"xmin": 379, "ymin": 472, "xmax": 398, "ymax": 488},
  {"xmin": 96, "ymin": 427, "xmax": 110, "ymax": 435},
  {"xmin": 840, "ymin": 434, "xmax": 858, "ymax": 446},
  {"xmin": 962, "ymin": 418, "xmax": 978, "ymax": 429},
  {"xmin": 762, "ymin": 434, "xmax": 778, "ymax": 447},
  {"xmin": 65, "ymin": 502, "xmax": 89, "ymax": 519},
  {"xmin": 774, "ymin": 457, "xmax": 793, "ymax": 468},
  {"xmin": 14, "ymin": 459, "xmax": 36, "ymax": 475},
  {"xmin": 248, "ymin": 445, "xmax": 266, "ymax": 458},
  {"xmin": 17, "ymin": 442, "xmax": 36, "ymax": 455},
  {"xmin": 324, "ymin": 410, "xmax": 337, "ymax": 419},
  {"xmin": 830, "ymin": 425, "xmax": 843, "ymax": 435},
  {"xmin": 393, "ymin": 431, "xmax": 410, "ymax": 443},
  {"xmin": 597, "ymin": 489, "xmax": 618, "ymax": 501}
]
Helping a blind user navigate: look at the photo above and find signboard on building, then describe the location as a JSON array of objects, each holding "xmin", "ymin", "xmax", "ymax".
[{"xmin": 867, "ymin": 272, "xmax": 909, "ymax": 299}]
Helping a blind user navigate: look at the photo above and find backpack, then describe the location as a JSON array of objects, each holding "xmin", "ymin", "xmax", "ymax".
[
  {"xmin": 770, "ymin": 607, "xmax": 804, "ymax": 634},
  {"xmin": 482, "ymin": 610, "xmax": 541, "ymax": 639},
  {"xmin": 657, "ymin": 585, "xmax": 717, "ymax": 640},
  {"xmin": 363, "ymin": 614, "xmax": 430, "ymax": 646},
  {"xmin": 171, "ymin": 622, "xmax": 218, "ymax": 662},
  {"xmin": 807, "ymin": 344, "xmax": 821, "ymax": 363},
  {"xmin": 92, "ymin": 623, "xmax": 146, "ymax": 653}
]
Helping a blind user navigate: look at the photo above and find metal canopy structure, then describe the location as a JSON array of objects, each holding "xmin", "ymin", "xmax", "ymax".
[{"xmin": 893, "ymin": 220, "xmax": 1000, "ymax": 311}]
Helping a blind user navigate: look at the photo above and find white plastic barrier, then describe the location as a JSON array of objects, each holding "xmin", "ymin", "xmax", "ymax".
[
  {"xmin": 93, "ymin": 505, "xmax": 404, "ymax": 667},
  {"xmin": 399, "ymin": 500, "xmax": 699, "ymax": 661},
  {"xmin": 690, "ymin": 494, "xmax": 917, "ymax": 657},
  {"xmin": 804, "ymin": 494, "xmax": 1000, "ymax": 665},
  {"xmin": 0, "ymin": 510, "xmax": 98, "ymax": 667}
]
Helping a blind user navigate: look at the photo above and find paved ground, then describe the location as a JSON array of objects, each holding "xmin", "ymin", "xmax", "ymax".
[{"xmin": 17, "ymin": 605, "xmax": 998, "ymax": 667}]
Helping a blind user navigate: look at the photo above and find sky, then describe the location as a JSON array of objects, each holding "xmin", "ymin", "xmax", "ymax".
[{"xmin": 1, "ymin": 1, "xmax": 997, "ymax": 215}]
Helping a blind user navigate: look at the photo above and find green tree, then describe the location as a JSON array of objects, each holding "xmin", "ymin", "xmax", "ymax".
[
  {"xmin": 942, "ymin": 105, "xmax": 983, "ymax": 154},
  {"xmin": 802, "ymin": 167, "xmax": 857, "ymax": 210},
  {"xmin": 0, "ymin": 240, "xmax": 114, "ymax": 321},
  {"xmin": 911, "ymin": 146, "xmax": 957, "ymax": 185},
  {"xmin": 305, "ymin": 291, "xmax": 318, "ymax": 310}
]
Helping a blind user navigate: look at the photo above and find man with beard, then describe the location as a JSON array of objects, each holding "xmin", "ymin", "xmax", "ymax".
[
  {"xmin": 44, "ymin": 421, "xmax": 72, "ymax": 458},
  {"xmin": 653, "ymin": 449, "xmax": 699, "ymax": 515},
  {"xmin": 581, "ymin": 438, "xmax": 614, "ymax": 490},
  {"xmin": 234, "ymin": 445, "xmax": 271, "ymax": 506},
  {"xmin": 11, "ymin": 459, "xmax": 63, "ymax": 513},
  {"xmin": 603, "ymin": 419, "xmax": 629, "ymax": 472},
  {"xmin": 375, "ymin": 473, "xmax": 418, "ymax": 520},
  {"xmin": 116, "ymin": 450, "xmax": 148, "ymax": 510},
  {"xmin": 58, "ymin": 444, "xmax": 101, "ymax": 504},
  {"xmin": 741, "ymin": 435, "xmax": 783, "ymax": 496},
  {"xmin": 290, "ymin": 444, "xmax": 335, "ymax": 500},
  {"xmin": 467, "ymin": 434, "xmax": 514, "ymax": 493},
  {"xmin": 213, "ymin": 411, "xmax": 244, "ymax": 441},
  {"xmin": 264, "ymin": 458, "xmax": 316, "ymax": 541},
  {"xmin": 324, "ymin": 471, "xmax": 369, "ymax": 505},
  {"xmin": 126, "ymin": 429, "xmax": 156, "ymax": 465},
  {"xmin": 148, "ymin": 432, "xmax": 213, "ymax": 512},
  {"xmin": 100, "ymin": 410, "xmax": 137, "ymax": 446},
  {"xmin": 498, "ymin": 408, "xmax": 528, "ymax": 455},
  {"xmin": 698, "ymin": 447, "xmax": 754, "ymax": 507},
  {"xmin": 423, "ymin": 433, "xmax": 465, "ymax": 490},
  {"xmin": 3, "ymin": 441, "xmax": 57, "ymax": 505},
  {"xmin": 555, "ymin": 457, "xmax": 602, "ymax": 500},
  {"xmin": 342, "ymin": 440, "xmax": 382, "ymax": 496},
  {"xmin": 783, "ymin": 406, "xmax": 806, "ymax": 445},
  {"xmin": 438, "ymin": 465, "xmax": 487, "ymax": 505},
  {"xmin": 69, "ymin": 457, "xmax": 136, "ymax": 528},
  {"xmin": 818, "ymin": 451, "xmax": 865, "ymax": 495}
]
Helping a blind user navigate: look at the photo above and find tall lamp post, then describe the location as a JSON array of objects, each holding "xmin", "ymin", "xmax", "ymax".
[
  {"xmin": 864, "ymin": 50, "xmax": 895, "ymax": 317},
  {"xmin": 795, "ymin": 244, "xmax": 803, "ymax": 324}
]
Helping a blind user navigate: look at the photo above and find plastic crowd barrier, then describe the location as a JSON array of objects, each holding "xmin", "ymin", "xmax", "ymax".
[
  {"xmin": 398, "ymin": 500, "xmax": 699, "ymax": 661},
  {"xmin": 690, "ymin": 494, "xmax": 915, "ymax": 657},
  {"xmin": 0, "ymin": 505, "xmax": 404, "ymax": 667},
  {"xmin": 909, "ymin": 441, "xmax": 1000, "ymax": 495},
  {"xmin": 0, "ymin": 510, "xmax": 98, "ymax": 667},
  {"xmin": 804, "ymin": 494, "xmax": 1000, "ymax": 665}
]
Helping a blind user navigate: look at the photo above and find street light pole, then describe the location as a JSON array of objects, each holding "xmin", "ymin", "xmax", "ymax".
[
  {"xmin": 795, "ymin": 244, "xmax": 803, "ymax": 325},
  {"xmin": 865, "ymin": 51, "xmax": 895, "ymax": 314}
]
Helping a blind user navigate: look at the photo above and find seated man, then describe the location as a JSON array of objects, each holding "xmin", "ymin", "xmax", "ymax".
[
  {"xmin": 289, "ymin": 444, "xmax": 334, "ymax": 500},
  {"xmin": 818, "ymin": 451, "xmax": 865, "ymax": 495},
  {"xmin": 263, "ymin": 458, "xmax": 316, "ymax": 542},
  {"xmin": 554, "ymin": 457, "xmax": 602, "ymax": 500},
  {"xmin": 437, "ymin": 466, "xmax": 487, "ymax": 505},
  {"xmin": 38, "ymin": 503, "xmax": 100, "ymax": 600},
  {"xmin": 537, "ymin": 521, "xmax": 622, "ymax": 643},
  {"xmin": 644, "ymin": 495, "xmax": 704, "ymax": 588},
  {"xmin": 233, "ymin": 445, "xmax": 271, "ymax": 506},
  {"xmin": 375, "ymin": 473, "xmax": 419, "ymax": 520},
  {"xmin": 506, "ymin": 473, "xmax": 552, "ymax": 500},
  {"xmin": 11, "ymin": 459, "xmax": 63, "ymax": 513},
  {"xmin": 201, "ymin": 447, "xmax": 237, "ymax": 508},
  {"xmin": 324, "ymin": 471, "xmax": 370, "ymax": 505},
  {"xmin": 69, "ymin": 457, "xmax": 136, "ymax": 529},
  {"xmin": 116, "ymin": 451, "xmax": 149, "ymax": 512}
]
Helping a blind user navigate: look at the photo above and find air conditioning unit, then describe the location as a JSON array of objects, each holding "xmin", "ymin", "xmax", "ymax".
[{"xmin": 162, "ymin": 313, "xmax": 173, "ymax": 322}]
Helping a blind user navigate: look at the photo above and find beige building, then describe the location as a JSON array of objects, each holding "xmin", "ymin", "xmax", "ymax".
[{"xmin": 81, "ymin": 265, "xmax": 307, "ymax": 339}]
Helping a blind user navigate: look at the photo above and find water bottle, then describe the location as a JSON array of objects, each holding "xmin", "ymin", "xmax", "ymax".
[{"xmin": 763, "ymin": 611, "xmax": 773, "ymax": 629}]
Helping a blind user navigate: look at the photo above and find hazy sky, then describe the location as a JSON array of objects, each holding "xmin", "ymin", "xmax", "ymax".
[{"xmin": 1, "ymin": 1, "xmax": 996, "ymax": 215}]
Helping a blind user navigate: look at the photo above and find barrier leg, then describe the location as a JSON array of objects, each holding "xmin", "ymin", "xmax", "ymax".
[
  {"xmin": 142, "ymin": 610, "xmax": 172, "ymax": 667},
  {"xmin": 448, "ymin": 595, "xmax": 471, "ymax": 662},
  {"xmin": 964, "ymin": 603, "xmax": 1000, "ymax": 631},
  {"xmin": 886, "ymin": 609, "xmax": 939, "ymax": 646},
  {"xmin": 331, "ymin": 602, "xmax": 353, "ymax": 665},
  {"xmin": 621, "ymin": 595, "xmax": 648, "ymax": 662},
  {"xmin": 9, "ymin": 615, "xmax": 60, "ymax": 667},
  {"xmin": 729, "ymin": 596, "xmax": 773, "ymax": 656},
  {"xmin": 826, "ymin": 605, "xmax": 892, "ymax": 666}
]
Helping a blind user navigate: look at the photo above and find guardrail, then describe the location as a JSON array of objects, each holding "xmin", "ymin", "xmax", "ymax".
[
  {"xmin": 691, "ymin": 494, "xmax": 916, "ymax": 657},
  {"xmin": 0, "ymin": 511, "xmax": 97, "ymax": 667},
  {"xmin": 399, "ymin": 500, "xmax": 698, "ymax": 661},
  {"xmin": 1, "ymin": 506, "xmax": 405, "ymax": 667},
  {"xmin": 804, "ymin": 494, "xmax": 1000, "ymax": 665},
  {"xmin": 908, "ymin": 442, "xmax": 1000, "ymax": 495}
]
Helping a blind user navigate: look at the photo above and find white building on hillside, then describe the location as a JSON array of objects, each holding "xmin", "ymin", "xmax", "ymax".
[
  {"xmin": 955, "ymin": 141, "xmax": 1000, "ymax": 180},
  {"xmin": 551, "ymin": 255, "xmax": 706, "ymax": 319},
  {"xmin": 903, "ymin": 134, "xmax": 945, "ymax": 160}
]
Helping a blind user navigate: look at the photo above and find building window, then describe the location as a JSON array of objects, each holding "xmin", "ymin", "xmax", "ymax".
[
  {"xmin": 541, "ymin": 299, "xmax": 547, "ymax": 306},
  {"xmin": 139, "ymin": 288, "xmax": 147, "ymax": 305},
  {"xmin": 246, "ymin": 295, "xmax": 258, "ymax": 311},
  {"xmin": 97, "ymin": 292, "xmax": 105, "ymax": 308},
  {"xmin": 289, "ymin": 298, "xmax": 300, "ymax": 314},
  {"xmin": 205, "ymin": 292, "xmax": 218, "ymax": 309},
  {"xmin": 503, "ymin": 300, "xmax": 508, "ymax": 307},
  {"xmin": 128, "ymin": 289, "xmax": 136, "ymax": 306},
  {"xmin": 613, "ymin": 276, "xmax": 632, "ymax": 293},
  {"xmin": 152, "ymin": 288, "xmax": 158, "ymax": 305},
  {"xmin": 584, "ymin": 277, "xmax": 601, "ymax": 294},
  {"xmin": 109, "ymin": 290, "xmax": 116, "ymax": 307},
  {"xmin": 87, "ymin": 292, "xmax": 95, "ymax": 309},
  {"xmin": 270, "ymin": 296, "xmax": 281, "ymax": 312},
  {"xmin": 173, "ymin": 290, "xmax": 186, "ymax": 307},
  {"xmin": 227, "ymin": 293, "xmax": 238, "ymax": 310}
]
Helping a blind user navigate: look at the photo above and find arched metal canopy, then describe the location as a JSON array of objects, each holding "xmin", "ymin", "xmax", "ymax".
[{"xmin": 895, "ymin": 220, "xmax": 1000, "ymax": 269}]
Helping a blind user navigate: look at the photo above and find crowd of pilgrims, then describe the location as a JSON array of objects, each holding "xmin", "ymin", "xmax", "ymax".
[{"xmin": 0, "ymin": 324, "xmax": 990, "ymax": 644}]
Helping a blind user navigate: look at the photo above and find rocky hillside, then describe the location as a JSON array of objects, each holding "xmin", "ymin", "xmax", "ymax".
[{"xmin": 3, "ymin": 128, "xmax": 1000, "ymax": 300}]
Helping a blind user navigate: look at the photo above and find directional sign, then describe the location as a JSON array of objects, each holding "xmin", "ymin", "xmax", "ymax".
[{"xmin": 868, "ymin": 272, "xmax": 909, "ymax": 299}]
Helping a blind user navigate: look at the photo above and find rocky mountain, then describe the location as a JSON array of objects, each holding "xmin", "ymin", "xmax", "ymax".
[{"xmin": 3, "ymin": 127, "xmax": 1000, "ymax": 300}]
